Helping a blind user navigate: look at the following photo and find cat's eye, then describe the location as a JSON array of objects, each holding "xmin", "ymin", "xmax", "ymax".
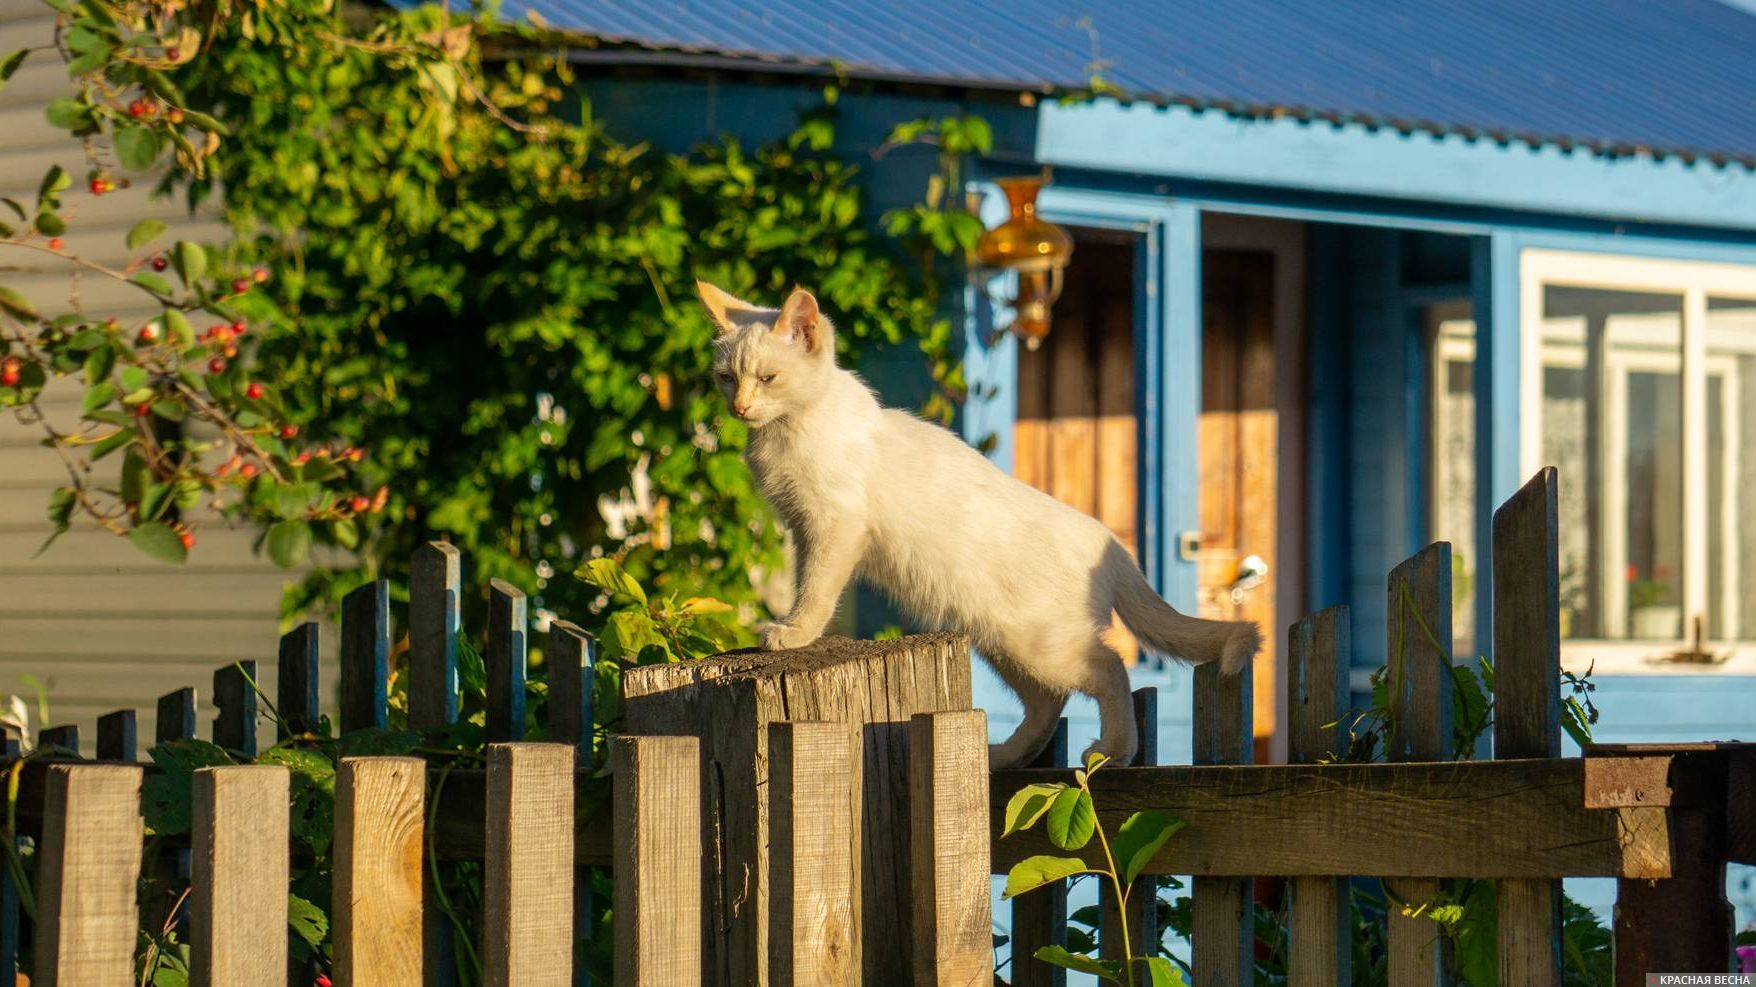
[
  {"xmin": 714, "ymin": 370, "xmax": 733, "ymax": 382},
  {"xmin": 758, "ymin": 373, "xmax": 777, "ymax": 384}
]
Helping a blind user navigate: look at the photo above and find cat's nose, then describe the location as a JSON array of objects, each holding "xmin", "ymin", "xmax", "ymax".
[{"xmin": 731, "ymin": 401, "xmax": 750, "ymax": 419}]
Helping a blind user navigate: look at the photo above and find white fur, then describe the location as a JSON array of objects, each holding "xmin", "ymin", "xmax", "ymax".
[{"xmin": 698, "ymin": 281, "xmax": 1261, "ymax": 769}]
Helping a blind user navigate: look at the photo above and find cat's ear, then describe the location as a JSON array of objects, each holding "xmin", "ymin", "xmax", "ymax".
[
  {"xmin": 773, "ymin": 287, "xmax": 828, "ymax": 354},
  {"xmin": 696, "ymin": 279, "xmax": 760, "ymax": 337}
]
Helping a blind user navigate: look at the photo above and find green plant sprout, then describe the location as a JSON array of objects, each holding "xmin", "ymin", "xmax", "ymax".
[{"xmin": 1000, "ymin": 752, "xmax": 1188, "ymax": 987}]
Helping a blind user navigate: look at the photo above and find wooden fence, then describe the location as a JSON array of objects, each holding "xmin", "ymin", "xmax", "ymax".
[{"xmin": 2, "ymin": 466, "xmax": 1752, "ymax": 986}]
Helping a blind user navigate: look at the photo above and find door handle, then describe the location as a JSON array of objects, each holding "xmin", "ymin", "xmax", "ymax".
[{"xmin": 1228, "ymin": 554, "xmax": 1269, "ymax": 604}]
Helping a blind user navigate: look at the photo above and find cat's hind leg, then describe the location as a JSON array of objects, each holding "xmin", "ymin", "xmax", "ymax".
[
  {"xmin": 1077, "ymin": 643, "xmax": 1138, "ymax": 768},
  {"xmin": 987, "ymin": 660, "xmax": 1069, "ymax": 771}
]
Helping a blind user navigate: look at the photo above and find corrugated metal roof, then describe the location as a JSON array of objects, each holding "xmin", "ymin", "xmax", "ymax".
[{"xmin": 485, "ymin": 0, "xmax": 1756, "ymax": 168}]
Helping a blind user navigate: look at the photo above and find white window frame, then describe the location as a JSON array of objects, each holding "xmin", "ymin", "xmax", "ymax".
[{"xmin": 1519, "ymin": 249, "xmax": 1756, "ymax": 675}]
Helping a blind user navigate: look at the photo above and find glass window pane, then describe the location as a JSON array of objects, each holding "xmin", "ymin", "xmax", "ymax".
[
  {"xmin": 1707, "ymin": 295, "xmax": 1756, "ymax": 641},
  {"xmin": 1541, "ymin": 286, "xmax": 1684, "ymax": 641},
  {"xmin": 1427, "ymin": 309, "xmax": 1476, "ymax": 657}
]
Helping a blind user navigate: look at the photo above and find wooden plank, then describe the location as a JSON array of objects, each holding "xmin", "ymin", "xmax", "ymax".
[
  {"xmin": 95, "ymin": 709, "xmax": 136, "ymax": 761},
  {"xmin": 1612, "ymin": 754, "xmax": 1732, "ymax": 986},
  {"xmin": 768, "ymin": 722, "xmax": 857, "ymax": 986},
  {"xmin": 1009, "ymin": 719, "xmax": 1069, "ymax": 987},
  {"xmin": 34, "ymin": 764, "xmax": 144, "ymax": 987},
  {"xmin": 1730, "ymin": 750, "xmax": 1754, "ymax": 865},
  {"xmin": 1492, "ymin": 468, "xmax": 1563, "ymax": 987},
  {"xmin": 341, "ymin": 580, "xmax": 390, "ymax": 733},
  {"xmin": 1101, "ymin": 689, "xmax": 1159, "ymax": 963},
  {"xmin": 157, "ymin": 687, "xmax": 197, "ymax": 742},
  {"xmin": 277, "ymin": 621, "xmax": 321, "ymax": 737},
  {"xmin": 38, "ymin": 724, "xmax": 78, "ymax": 753},
  {"xmin": 212, "ymin": 660, "xmax": 258, "ymax": 755},
  {"xmin": 621, "ymin": 633, "xmax": 972, "ymax": 986},
  {"xmin": 191, "ymin": 766, "xmax": 289, "ymax": 987},
  {"xmin": 547, "ymin": 619, "xmax": 594, "ymax": 756},
  {"xmin": 989, "ymin": 758, "xmax": 1660, "ymax": 879},
  {"xmin": 409, "ymin": 541, "xmax": 461, "ymax": 730},
  {"xmin": 1191, "ymin": 662, "xmax": 1252, "ymax": 987},
  {"xmin": 335, "ymin": 757, "xmax": 425, "ymax": 987},
  {"xmin": 484, "ymin": 743, "xmax": 574, "ymax": 987},
  {"xmin": 1385, "ymin": 543, "xmax": 1453, "ymax": 987},
  {"xmin": 1285, "ymin": 607, "xmax": 1350, "ymax": 987},
  {"xmin": 909, "ymin": 710, "xmax": 990, "ymax": 987},
  {"xmin": 486, "ymin": 579, "xmax": 527, "ymax": 743},
  {"xmin": 613, "ymin": 735, "xmax": 701, "ymax": 987}
]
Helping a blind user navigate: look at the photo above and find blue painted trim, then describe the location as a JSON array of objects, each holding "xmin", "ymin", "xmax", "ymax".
[
  {"xmin": 961, "ymin": 189, "xmax": 1020, "ymax": 474},
  {"xmin": 1159, "ymin": 203, "xmax": 1203, "ymax": 613},
  {"xmin": 1470, "ymin": 233, "xmax": 1523, "ymax": 665},
  {"xmin": 1306, "ymin": 226, "xmax": 1353, "ymax": 613},
  {"xmin": 1035, "ymin": 99, "xmax": 1756, "ymax": 233}
]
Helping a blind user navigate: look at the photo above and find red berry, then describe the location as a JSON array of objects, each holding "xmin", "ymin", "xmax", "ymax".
[
  {"xmin": 208, "ymin": 357, "xmax": 226, "ymax": 373},
  {"xmin": 127, "ymin": 100, "xmax": 146, "ymax": 118},
  {"xmin": 371, "ymin": 485, "xmax": 389, "ymax": 512},
  {"xmin": 293, "ymin": 451, "xmax": 311, "ymax": 466},
  {"xmin": 48, "ymin": 238, "xmax": 62, "ymax": 251},
  {"xmin": 178, "ymin": 530, "xmax": 195, "ymax": 550},
  {"xmin": 167, "ymin": 108, "xmax": 184, "ymax": 124},
  {"xmin": 132, "ymin": 402, "xmax": 151, "ymax": 416},
  {"xmin": 240, "ymin": 462, "xmax": 258, "ymax": 478},
  {"xmin": 136, "ymin": 324, "xmax": 158, "ymax": 344},
  {"xmin": 344, "ymin": 446, "xmax": 365, "ymax": 462},
  {"xmin": 224, "ymin": 343, "xmax": 238, "ymax": 358},
  {"xmin": 89, "ymin": 178, "xmax": 105, "ymax": 195},
  {"xmin": 252, "ymin": 267, "xmax": 269, "ymax": 284},
  {"xmin": 165, "ymin": 46, "xmax": 180, "ymax": 60},
  {"xmin": 231, "ymin": 320, "xmax": 247, "ymax": 335},
  {"xmin": 152, "ymin": 256, "xmax": 168, "ymax": 271},
  {"xmin": 0, "ymin": 367, "xmax": 19, "ymax": 387},
  {"xmin": 348, "ymin": 495, "xmax": 371, "ymax": 512},
  {"xmin": 279, "ymin": 424, "xmax": 298, "ymax": 439},
  {"xmin": 245, "ymin": 382, "xmax": 264, "ymax": 400},
  {"xmin": 316, "ymin": 975, "xmax": 333, "ymax": 987},
  {"xmin": 231, "ymin": 278, "xmax": 249, "ymax": 295}
]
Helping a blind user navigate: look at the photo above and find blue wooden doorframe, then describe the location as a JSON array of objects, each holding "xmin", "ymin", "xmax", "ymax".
[{"xmin": 965, "ymin": 184, "xmax": 1202, "ymax": 613}]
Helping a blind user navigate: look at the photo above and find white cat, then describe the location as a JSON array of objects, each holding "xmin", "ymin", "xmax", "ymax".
[{"xmin": 698, "ymin": 280, "xmax": 1260, "ymax": 769}]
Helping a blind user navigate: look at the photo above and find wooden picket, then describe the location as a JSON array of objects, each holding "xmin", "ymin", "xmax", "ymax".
[
  {"xmin": 1191, "ymin": 662, "xmax": 1252, "ymax": 987},
  {"xmin": 1100, "ymin": 688, "xmax": 1160, "ymax": 962},
  {"xmin": 191, "ymin": 765, "xmax": 290, "ymax": 986},
  {"xmin": 334, "ymin": 757, "xmax": 426, "ymax": 986},
  {"xmin": 1008, "ymin": 718, "xmax": 1070, "ymax": 987},
  {"xmin": 613, "ymin": 734, "xmax": 702, "ymax": 987},
  {"xmin": 768, "ymin": 722, "xmax": 858, "ymax": 985},
  {"xmin": 34, "ymin": 764, "xmax": 143, "ymax": 987},
  {"xmin": 1285, "ymin": 606, "xmax": 1352, "ymax": 986},
  {"xmin": 908, "ymin": 710, "xmax": 992, "ymax": 987}
]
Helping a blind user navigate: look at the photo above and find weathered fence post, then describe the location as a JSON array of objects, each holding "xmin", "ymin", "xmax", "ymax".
[
  {"xmin": 1286, "ymin": 606, "xmax": 1351, "ymax": 987},
  {"xmin": 335, "ymin": 756, "xmax": 426, "ymax": 987},
  {"xmin": 191, "ymin": 765, "xmax": 290, "ymax": 987},
  {"xmin": 410, "ymin": 541, "xmax": 462, "ymax": 729},
  {"xmin": 95, "ymin": 709, "xmax": 136, "ymax": 761},
  {"xmin": 1101, "ymin": 688, "xmax": 1160, "ymax": 961},
  {"xmin": 622, "ymin": 633, "xmax": 971, "ymax": 986},
  {"xmin": 342, "ymin": 580, "xmax": 390, "ymax": 733},
  {"xmin": 278, "ymin": 621, "xmax": 322, "ymax": 738},
  {"xmin": 769, "ymin": 721, "xmax": 858, "ymax": 985},
  {"xmin": 1492, "ymin": 468, "xmax": 1563, "ymax": 986},
  {"xmin": 909, "ymin": 710, "xmax": 991, "ymax": 987},
  {"xmin": 38, "ymin": 724, "xmax": 77, "ymax": 753},
  {"xmin": 486, "ymin": 579, "xmax": 528, "ymax": 743},
  {"xmin": 1192, "ymin": 662, "xmax": 1253, "ymax": 987},
  {"xmin": 34, "ymin": 764, "xmax": 144, "ymax": 987},
  {"xmin": 484, "ymin": 742, "xmax": 574, "ymax": 987},
  {"xmin": 212, "ymin": 660, "xmax": 258, "ymax": 754},
  {"xmin": 1385, "ymin": 543, "xmax": 1454, "ymax": 987},
  {"xmin": 1009, "ymin": 718, "xmax": 1070, "ymax": 987},
  {"xmin": 614, "ymin": 735, "xmax": 702, "ymax": 987}
]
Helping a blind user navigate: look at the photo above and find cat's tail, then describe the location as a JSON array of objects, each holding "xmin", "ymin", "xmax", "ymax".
[{"xmin": 1110, "ymin": 555, "xmax": 1260, "ymax": 674}]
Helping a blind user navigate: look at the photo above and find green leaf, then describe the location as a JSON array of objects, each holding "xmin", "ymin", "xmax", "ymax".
[
  {"xmin": 0, "ymin": 49, "xmax": 27, "ymax": 87},
  {"xmin": 0, "ymin": 285, "xmax": 37, "ymax": 321},
  {"xmin": 82, "ymin": 380, "xmax": 117, "ymax": 413},
  {"xmin": 1003, "ymin": 855, "xmax": 1094, "ymax": 900},
  {"xmin": 265, "ymin": 520, "xmax": 311, "ymax": 568},
  {"xmin": 33, "ymin": 210, "xmax": 65, "ymax": 236},
  {"xmin": 142, "ymin": 739, "xmax": 234, "ymax": 835},
  {"xmin": 286, "ymin": 893, "xmax": 328, "ymax": 949},
  {"xmin": 43, "ymin": 97, "xmax": 95, "ymax": 132},
  {"xmin": 37, "ymin": 164, "xmax": 69, "ymax": 203},
  {"xmin": 1111, "ymin": 810, "xmax": 1185, "ymax": 886},
  {"xmin": 171, "ymin": 241, "xmax": 206, "ymax": 287},
  {"xmin": 577, "ymin": 557, "xmax": 646, "ymax": 605},
  {"xmin": 127, "ymin": 218, "xmax": 168, "ymax": 251},
  {"xmin": 129, "ymin": 521, "xmax": 187, "ymax": 565},
  {"xmin": 1045, "ymin": 786, "xmax": 1096, "ymax": 851},
  {"xmin": 177, "ymin": 108, "xmax": 229, "ymax": 135},
  {"xmin": 1141, "ymin": 956, "xmax": 1188, "ymax": 987},
  {"xmin": 114, "ymin": 125, "xmax": 161, "ymax": 170},
  {"xmin": 130, "ymin": 271, "xmax": 174, "ymax": 295},
  {"xmin": 163, "ymin": 308, "xmax": 194, "ymax": 348},
  {"xmin": 1002, "ymin": 782, "xmax": 1068, "ymax": 838},
  {"xmin": 1029, "ymin": 945, "xmax": 1123, "ymax": 982}
]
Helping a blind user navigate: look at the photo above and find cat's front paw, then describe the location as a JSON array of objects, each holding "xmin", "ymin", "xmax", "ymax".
[{"xmin": 760, "ymin": 622, "xmax": 818, "ymax": 651}]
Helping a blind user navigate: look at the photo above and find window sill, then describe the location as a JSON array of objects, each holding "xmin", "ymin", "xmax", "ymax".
[{"xmin": 1560, "ymin": 640, "xmax": 1756, "ymax": 677}]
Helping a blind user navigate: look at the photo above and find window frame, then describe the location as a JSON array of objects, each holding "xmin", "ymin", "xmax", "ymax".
[{"xmin": 1519, "ymin": 249, "xmax": 1756, "ymax": 673}]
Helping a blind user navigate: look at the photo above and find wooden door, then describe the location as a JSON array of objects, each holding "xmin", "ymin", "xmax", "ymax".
[
  {"xmin": 1198, "ymin": 251, "xmax": 1278, "ymax": 748},
  {"xmin": 1014, "ymin": 231, "xmax": 1140, "ymax": 661}
]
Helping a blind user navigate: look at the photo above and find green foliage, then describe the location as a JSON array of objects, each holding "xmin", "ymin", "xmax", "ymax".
[{"xmin": 1002, "ymin": 754, "xmax": 1187, "ymax": 987}]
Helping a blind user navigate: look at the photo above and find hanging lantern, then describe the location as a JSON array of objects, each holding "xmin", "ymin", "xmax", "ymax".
[{"xmin": 976, "ymin": 174, "xmax": 1074, "ymax": 349}]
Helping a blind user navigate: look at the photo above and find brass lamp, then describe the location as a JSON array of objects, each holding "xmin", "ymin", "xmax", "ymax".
[{"xmin": 976, "ymin": 174, "xmax": 1074, "ymax": 349}]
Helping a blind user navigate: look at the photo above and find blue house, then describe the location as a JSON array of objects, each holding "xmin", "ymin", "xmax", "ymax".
[{"xmin": 515, "ymin": 0, "xmax": 1756, "ymax": 937}]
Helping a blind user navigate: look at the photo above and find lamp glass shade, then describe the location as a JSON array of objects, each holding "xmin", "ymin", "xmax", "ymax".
[{"xmin": 976, "ymin": 176, "xmax": 1074, "ymax": 275}]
